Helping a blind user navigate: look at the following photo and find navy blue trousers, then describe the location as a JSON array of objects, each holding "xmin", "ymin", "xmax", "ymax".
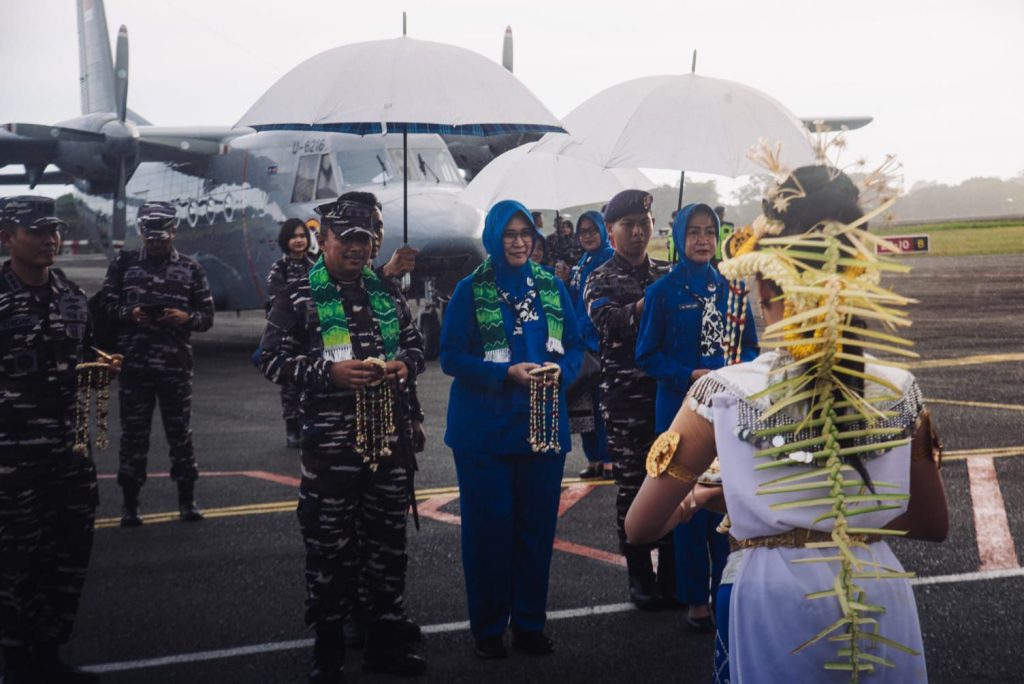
[
  {"xmin": 673, "ymin": 510, "xmax": 729, "ymax": 605},
  {"xmin": 452, "ymin": 449, "xmax": 566, "ymax": 639}
]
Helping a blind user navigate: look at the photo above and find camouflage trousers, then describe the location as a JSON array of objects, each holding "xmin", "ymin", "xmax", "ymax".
[
  {"xmin": 117, "ymin": 371, "xmax": 199, "ymax": 489},
  {"xmin": 297, "ymin": 453, "xmax": 411, "ymax": 630},
  {"xmin": 0, "ymin": 451, "xmax": 97, "ymax": 646},
  {"xmin": 280, "ymin": 383, "xmax": 302, "ymax": 422},
  {"xmin": 605, "ymin": 412, "xmax": 671, "ymax": 552}
]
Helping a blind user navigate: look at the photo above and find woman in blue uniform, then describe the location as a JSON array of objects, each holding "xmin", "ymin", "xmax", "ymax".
[
  {"xmin": 568, "ymin": 211, "xmax": 615, "ymax": 479},
  {"xmin": 440, "ymin": 200, "xmax": 583, "ymax": 659},
  {"xmin": 636, "ymin": 203, "xmax": 759, "ymax": 628}
]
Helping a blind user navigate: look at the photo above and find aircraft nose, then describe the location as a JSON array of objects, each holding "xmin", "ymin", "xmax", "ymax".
[
  {"xmin": 380, "ymin": 190, "xmax": 484, "ymax": 248},
  {"xmin": 378, "ymin": 189, "xmax": 486, "ymax": 286}
]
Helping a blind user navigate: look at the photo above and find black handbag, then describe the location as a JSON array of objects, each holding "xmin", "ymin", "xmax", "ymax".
[{"xmin": 565, "ymin": 350, "xmax": 602, "ymax": 405}]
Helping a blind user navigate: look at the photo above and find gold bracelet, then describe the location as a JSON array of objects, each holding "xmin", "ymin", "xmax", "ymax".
[{"xmin": 645, "ymin": 431, "xmax": 700, "ymax": 484}]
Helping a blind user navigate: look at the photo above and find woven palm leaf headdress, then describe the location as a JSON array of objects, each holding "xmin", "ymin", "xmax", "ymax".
[{"xmin": 718, "ymin": 137, "xmax": 923, "ymax": 680}]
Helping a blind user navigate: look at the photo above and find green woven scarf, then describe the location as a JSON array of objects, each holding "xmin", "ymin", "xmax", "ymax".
[
  {"xmin": 471, "ymin": 258, "xmax": 564, "ymax": 363},
  {"xmin": 308, "ymin": 256, "xmax": 399, "ymax": 362}
]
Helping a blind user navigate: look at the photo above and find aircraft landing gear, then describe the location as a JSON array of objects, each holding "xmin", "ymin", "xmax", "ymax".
[
  {"xmin": 420, "ymin": 308, "xmax": 441, "ymax": 360},
  {"xmin": 418, "ymin": 278, "xmax": 445, "ymax": 361}
]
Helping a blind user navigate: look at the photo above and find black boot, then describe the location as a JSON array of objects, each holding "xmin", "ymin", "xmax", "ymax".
[
  {"xmin": 286, "ymin": 418, "xmax": 301, "ymax": 449},
  {"xmin": 177, "ymin": 480, "xmax": 204, "ymax": 522},
  {"xmin": 624, "ymin": 544, "xmax": 659, "ymax": 610},
  {"xmin": 342, "ymin": 617, "xmax": 365, "ymax": 648},
  {"xmin": 363, "ymin": 620, "xmax": 426, "ymax": 677},
  {"xmin": 32, "ymin": 643, "xmax": 98, "ymax": 684},
  {"xmin": 308, "ymin": 626, "xmax": 345, "ymax": 684},
  {"xmin": 2, "ymin": 646, "xmax": 38, "ymax": 684},
  {"xmin": 120, "ymin": 484, "xmax": 143, "ymax": 528},
  {"xmin": 655, "ymin": 542, "xmax": 683, "ymax": 609}
]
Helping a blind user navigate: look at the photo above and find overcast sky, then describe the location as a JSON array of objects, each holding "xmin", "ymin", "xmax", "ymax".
[{"xmin": 2, "ymin": 0, "xmax": 1022, "ymax": 199}]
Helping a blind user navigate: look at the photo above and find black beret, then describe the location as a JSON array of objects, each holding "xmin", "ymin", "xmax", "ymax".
[{"xmin": 603, "ymin": 189, "xmax": 653, "ymax": 224}]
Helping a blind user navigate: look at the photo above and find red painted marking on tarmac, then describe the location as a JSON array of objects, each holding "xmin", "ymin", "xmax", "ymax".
[
  {"xmin": 557, "ymin": 483, "xmax": 595, "ymax": 517},
  {"xmin": 966, "ymin": 456, "xmax": 1020, "ymax": 571},
  {"xmin": 417, "ymin": 493, "xmax": 462, "ymax": 525},
  {"xmin": 96, "ymin": 470, "xmax": 255, "ymax": 480},
  {"xmin": 552, "ymin": 539, "xmax": 627, "ymax": 567},
  {"xmin": 418, "ymin": 486, "xmax": 627, "ymax": 569}
]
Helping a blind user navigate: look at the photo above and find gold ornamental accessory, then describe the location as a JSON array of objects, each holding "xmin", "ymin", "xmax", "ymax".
[
  {"xmin": 355, "ymin": 356, "xmax": 395, "ymax": 470},
  {"xmin": 528, "ymin": 363, "xmax": 561, "ymax": 453},
  {"xmin": 72, "ymin": 347, "xmax": 118, "ymax": 456},
  {"xmin": 645, "ymin": 431, "xmax": 699, "ymax": 484}
]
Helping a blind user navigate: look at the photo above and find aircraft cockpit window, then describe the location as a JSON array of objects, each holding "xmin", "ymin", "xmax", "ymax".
[
  {"xmin": 385, "ymin": 148, "xmax": 462, "ymax": 185},
  {"xmin": 315, "ymin": 153, "xmax": 338, "ymax": 199},
  {"xmin": 291, "ymin": 154, "xmax": 319, "ymax": 203},
  {"xmin": 337, "ymin": 150, "xmax": 393, "ymax": 186},
  {"xmin": 292, "ymin": 153, "xmax": 339, "ymax": 203}
]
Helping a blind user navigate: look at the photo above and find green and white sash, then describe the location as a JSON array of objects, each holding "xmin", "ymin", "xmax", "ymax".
[
  {"xmin": 471, "ymin": 258, "xmax": 564, "ymax": 363},
  {"xmin": 308, "ymin": 256, "xmax": 399, "ymax": 362}
]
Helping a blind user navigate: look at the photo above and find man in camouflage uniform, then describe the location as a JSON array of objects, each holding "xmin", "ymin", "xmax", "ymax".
[
  {"xmin": 0, "ymin": 196, "xmax": 118, "ymax": 683},
  {"xmin": 98, "ymin": 201, "xmax": 214, "ymax": 527},
  {"xmin": 259, "ymin": 194, "xmax": 426, "ymax": 682},
  {"xmin": 583, "ymin": 189, "xmax": 674, "ymax": 609}
]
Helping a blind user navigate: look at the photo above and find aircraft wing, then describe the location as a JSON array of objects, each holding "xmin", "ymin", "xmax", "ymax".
[
  {"xmin": 801, "ymin": 117, "xmax": 873, "ymax": 132},
  {"xmin": 0, "ymin": 124, "xmax": 254, "ymax": 187}
]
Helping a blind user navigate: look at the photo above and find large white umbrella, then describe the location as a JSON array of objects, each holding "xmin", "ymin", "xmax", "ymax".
[
  {"xmin": 237, "ymin": 36, "xmax": 565, "ymax": 240},
  {"xmin": 460, "ymin": 138, "xmax": 654, "ymax": 211},
  {"xmin": 533, "ymin": 74, "xmax": 815, "ymax": 177}
]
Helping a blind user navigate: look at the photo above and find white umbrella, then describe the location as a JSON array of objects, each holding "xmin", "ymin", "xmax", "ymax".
[
  {"xmin": 460, "ymin": 139, "xmax": 654, "ymax": 211},
  {"xmin": 533, "ymin": 74, "xmax": 815, "ymax": 177},
  {"xmin": 236, "ymin": 36, "xmax": 564, "ymax": 240}
]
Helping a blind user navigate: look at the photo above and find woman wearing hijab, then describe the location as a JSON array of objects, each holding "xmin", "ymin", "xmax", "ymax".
[
  {"xmin": 568, "ymin": 211, "xmax": 616, "ymax": 479},
  {"xmin": 440, "ymin": 200, "xmax": 584, "ymax": 660},
  {"xmin": 636, "ymin": 203, "xmax": 760, "ymax": 627}
]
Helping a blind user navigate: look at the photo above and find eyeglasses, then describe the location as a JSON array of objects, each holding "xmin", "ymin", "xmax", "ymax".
[
  {"xmin": 502, "ymin": 230, "xmax": 534, "ymax": 244},
  {"xmin": 578, "ymin": 227, "xmax": 600, "ymax": 238}
]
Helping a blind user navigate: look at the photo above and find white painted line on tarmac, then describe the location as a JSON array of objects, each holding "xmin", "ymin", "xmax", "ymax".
[
  {"xmin": 83, "ymin": 565, "xmax": 1024, "ymax": 675},
  {"xmin": 910, "ymin": 566, "xmax": 1024, "ymax": 587},
  {"xmin": 966, "ymin": 455, "xmax": 1020, "ymax": 571},
  {"xmin": 83, "ymin": 603, "xmax": 639, "ymax": 674},
  {"xmin": 84, "ymin": 638, "xmax": 313, "ymax": 674}
]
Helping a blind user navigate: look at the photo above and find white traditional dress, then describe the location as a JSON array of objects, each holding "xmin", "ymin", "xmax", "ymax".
[{"xmin": 690, "ymin": 351, "xmax": 929, "ymax": 683}]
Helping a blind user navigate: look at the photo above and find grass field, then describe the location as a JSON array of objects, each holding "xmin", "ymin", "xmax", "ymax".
[{"xmin": 649, "ymin": 220, "xmax": 1024, "ymax": 259}]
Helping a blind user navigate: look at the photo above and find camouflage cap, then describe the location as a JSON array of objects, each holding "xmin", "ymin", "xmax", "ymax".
[
  {"xmin": 314, "ymin": 199, "xmax": 375, "ymax": 240},
  {"xmin": 0, "ymin": 195, "xmax": 66, "ymax": 231},
  {"xmin": 137, "ymin": 201, "xmax": 177, "ymax": 238}
]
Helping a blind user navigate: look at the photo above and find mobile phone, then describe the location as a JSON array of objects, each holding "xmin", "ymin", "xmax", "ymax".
[{"xmin": 139, "ymin": 304, "xmax": 166, "ymax": 319}]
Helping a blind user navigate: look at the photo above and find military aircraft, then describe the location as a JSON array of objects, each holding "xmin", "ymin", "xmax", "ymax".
[
  {"xmin": 0, "ymin": 0, "xmax": 492, "ymax": 357},
  {"xmin": 0, "ymin": 2, "xmax": 871, "ymax": 358}
]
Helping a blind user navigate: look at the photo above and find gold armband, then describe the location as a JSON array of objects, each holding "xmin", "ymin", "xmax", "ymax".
[
  {"xmin": 911, "ymin": 409, "xmax": 943, "ymax": 470},
  {"xmin": 645, "ymin": 431, "xmax": 699, "ymax": 484}
]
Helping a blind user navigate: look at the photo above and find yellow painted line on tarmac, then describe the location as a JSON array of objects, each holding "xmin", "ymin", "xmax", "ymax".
[
  {"xmin": 945, "ymin": 446, "xmax": 1024, "ymax": 462},
  {"xmin": 910, "ymin": 352, "xmax": 1024, "ymax": 370},
  {"xmin": 96, "ymin": 477, "xmax": 618, "ymax": 529},
  {"xmin": 926, "ymin": 398, "xmax": 1024, "ymax": 412}
]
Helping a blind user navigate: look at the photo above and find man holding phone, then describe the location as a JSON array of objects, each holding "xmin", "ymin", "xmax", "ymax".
[{"xmin": 98, "ymin": 201, "xmax": 215, "ymax": 527}]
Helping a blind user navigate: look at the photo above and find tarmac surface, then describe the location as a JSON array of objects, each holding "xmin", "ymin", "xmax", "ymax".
[{"xmin": 41, "ymin": 253, "xmax": 1024, "ymax": 682}]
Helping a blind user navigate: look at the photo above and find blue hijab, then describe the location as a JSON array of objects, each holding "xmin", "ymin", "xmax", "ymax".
[
  {"xmin": 669, "ymin": 202, "xmax": 721, "ymax": 296},
  {"xmin": 482, "ymin": 199, "xmax": 540, "ymax": 299},
  {"xmin": 570, "ymin": 210, "xmax": 615, "ymax": 295}
]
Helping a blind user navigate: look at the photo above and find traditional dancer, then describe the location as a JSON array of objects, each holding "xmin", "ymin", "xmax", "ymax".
[{"xmin": 627, "ymin": 159, "xmax": 948, "ymax": 683}]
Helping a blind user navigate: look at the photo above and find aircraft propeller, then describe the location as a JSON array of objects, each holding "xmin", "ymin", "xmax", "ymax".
[{"xmin": 2, "ymin": 25, "xmax": 232, "ymax": 257}]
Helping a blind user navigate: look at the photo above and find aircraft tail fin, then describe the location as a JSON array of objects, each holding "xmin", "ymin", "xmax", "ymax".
[
  {"xmin": 77, "ymin": 0, "xmax": 116, "ymax": 115},
  {"xmin": 502, "ymin": 26, "xmax": 513, "ymax": 72}
]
